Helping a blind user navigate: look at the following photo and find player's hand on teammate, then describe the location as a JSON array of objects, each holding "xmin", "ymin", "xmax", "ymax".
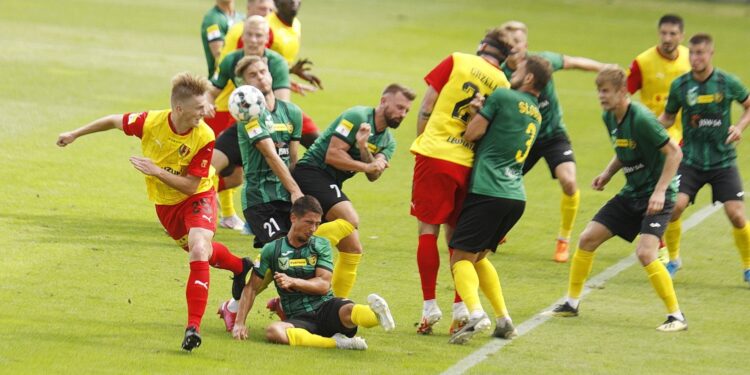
[
  {"xmin": 591, "ymin": 173, "xmax": 611, "ymax": 191},
  {"xmin": 274, "ymin": 272, "xmax": 296, "ymax": 291},
  {"xmin": 647, "ymin": 191, "xmax": 666, "ymax": 215},
  {"xmin": 356, "ymin": 123, "xmax": 372, "ymax": 147},
  {"xmin": 232, "ymin": 323, "xmax": 249, "ymax": 340},
  {"xmin": 56, "ymin": 132, "xmax": 77, "ymax": 147},
  {"xmin": 129, "ymin": 156, "xmax": 162, "ymax": 176},
  {"xmin": 726, "ymin": 125, "xmax": 742, "ymax": 144},
  {"xmin": 290, "ymin": 58, "xmax": 323, "ymax": 89}
]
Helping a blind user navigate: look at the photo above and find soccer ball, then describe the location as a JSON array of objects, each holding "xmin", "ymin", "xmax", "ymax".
[{"xmin": 228, "ymin": 85, "xmax": 266, "ymax": 122}]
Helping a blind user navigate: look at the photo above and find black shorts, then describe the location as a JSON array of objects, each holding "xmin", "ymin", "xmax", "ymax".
[
  {"xmin": 592, "ymin": 195, "xmax": 675, "ymax": 242},
  {"xmin": 285, "ymin": 297, "xmax": 357, "ymax": 338},
  {"xmin": 215, "ymin": 123, "xmax": 242, "ymax": 177},
  {"xmin": 243, "ymin": 201, "xmax": 292, "ymax": 248},
  {"xmin": 449, "ymin": 193, "xmax": 526, "ymax": 253},
  {"xmin": 522, "ymin": 133, "xmax": 575, "ymax": 179},
  {"xmin": 293, "ymin": 164, "xmax": 349, "ymax": 215},
  {"xmin": 678, "ymin": 164, "xmax": 744, "ymax": 204}
]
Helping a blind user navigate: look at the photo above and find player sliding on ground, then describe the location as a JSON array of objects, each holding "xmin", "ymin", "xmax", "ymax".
[
  {"xmin": 231, "ymin": 196, "xmax": 395, "ymax": 350},
  {"xmin": 56, "ymin": 72, "xmax": 253, "ymax": 351}
]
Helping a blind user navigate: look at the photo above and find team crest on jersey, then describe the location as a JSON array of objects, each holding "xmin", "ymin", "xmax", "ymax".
[
  {"xmin": 278, "ymin": 257, "xmax": 289, "ymax": 270},
  {"xmin": 127, "ymin": 113, "xmax": 139, "ymax": 125},
  {"xmin": 714, "ymin": 92, "xmax": 724, "ymax": 103},
  {"xmin": 306, "ymin": 255, "xmax": 317, "ymax": 266},
  {"xmin": 178, "ymin": 144, "xmax": 191, "ymax": 157}
]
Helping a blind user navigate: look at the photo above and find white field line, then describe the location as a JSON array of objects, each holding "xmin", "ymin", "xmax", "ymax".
[{"xmin": 441, "ymin": 201, "xmax": 725, "ymax": 375}]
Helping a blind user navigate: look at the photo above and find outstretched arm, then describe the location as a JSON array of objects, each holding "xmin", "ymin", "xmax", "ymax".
[
  {"xmin": 232, "ymin": 273, "xmax": 266, "ymax": 340},
  {"xmin": 56, "ymin": 115, "xmax": 123, "ymax": 147},
  {"xmin": 563, "ymin": 55, "xmax": 610, "ymax": 72}
]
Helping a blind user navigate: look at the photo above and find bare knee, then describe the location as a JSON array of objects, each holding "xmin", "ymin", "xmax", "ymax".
[
  {"xmin": 725, "ymin": 203, "xmax": 747, "ymax": 228},
  {"xmin": 265, "ymin": 323, "xmax": 290, "ymax": 345}
]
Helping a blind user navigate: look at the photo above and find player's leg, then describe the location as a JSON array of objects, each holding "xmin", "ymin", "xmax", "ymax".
[
  {"xmin": 213, "ymin": 125, "xmax": 246, "ymax": 230},
  {"xmin": 341, "ymin": 296, "xmax": 395, "ymax": 332},
  {"xmin": 314, "ymin": 218, "xmax": 356, "ymax": 247},
  {"xmin": 664, "ymin": 193, "xmax": 690, "ymax": 276},
  {"xmin": 554, "ymin": 161, "xmax": 579, "ymax": 263},
  {"xmin": 416, "ymin": 221, "xmax": 443, "ymax": 333},
  {"xmin": 444, "ymin": 224, "xmax": 469, "ymax": 335},
  {"xmin": 182, "ymin": 227, "xmax": 214, "ymax": 351},
  {"xmin": 713, "ymin": 166, "xmax": 750, "ymax": 284},
  {"xmin": 326, "ymin": 201, "xmax": 362, "ymax": 298}
]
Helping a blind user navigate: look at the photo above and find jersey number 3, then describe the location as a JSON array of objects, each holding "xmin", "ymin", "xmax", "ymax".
[{"xmin": 515, "ymin": 123, "xmax": 537, "ymax": 163}]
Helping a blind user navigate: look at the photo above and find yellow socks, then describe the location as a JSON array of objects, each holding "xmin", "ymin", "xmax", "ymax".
[
  {"xmin": 286, "ymin": 328, "xmax": 336, "ymax": 348},
  {"xmin": 665, "ymin": 218, "xmax": 682, "ymax": 261},
  {"xmin": 451, "ymin": 260, "xmax": 482, "ymax": 313},
  {"xmin": 218, "ymin": 187, "xmax": 237, "ymax": 218},
  {"xmin": 645, "ymin": 260, "xmax": 680, "ymax": 314},
  {"xmin": 315, "ymin": 219, "xmax": 355, "ymax": 247},
  {"xmin": 568, "ymin": 249, "xmax": 595, "ymax": 299},
  {"xmin": 733, "ymin": 224, "xmax": 750, "ymax": 268},
  {"xmin": 559, "ymin": 190, "xmax": 580, "ymax": 240},
  {"xmin": 332, "ymin": 252, "xmax": 361, "ymax": 298},
  {"xmin": 351, "ymin": 304, "xmax": 379, "ymax": 328},
  {"xmin": 474, "ymin": 258, "xmax": 508, "ymax": 318}
]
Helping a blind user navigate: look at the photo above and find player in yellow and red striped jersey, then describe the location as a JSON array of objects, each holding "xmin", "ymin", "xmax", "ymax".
[{"xmin": 57, "ymin": 72, "xmax": 253, "ymax": 352}]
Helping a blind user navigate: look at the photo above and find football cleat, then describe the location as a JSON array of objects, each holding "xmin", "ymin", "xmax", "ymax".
[
  {"xmin": 181, "ymin": 326, "xmax": 202, "ymax": 352},
  {"xmin": 367, "ymin": 294, "xmax": 395, "ymax": 332},
  {"xmin": 448, "ymin": 313, "xmax": 491, "ymax": 344},
  {"xmin": 543, "ymin": 302, "xmax": 579, "ymax": 317},
  {"xmin": 449, "ymin": 304, "xmax": 470, "ymax": 335},
  {"xmin": 416, "ymin": 304, "xmax": 442, "ymax": 335},
  {"xmin": 266, "ymin": 297, "xmax": 287, "ymax": 321},
  {"xmin": 492, "ymin": 319, "xmax": 518, "ymax": 340},
  {"xmin": 554, "ymin": 238, "xmax": 570, "ymax": 263},
  {"xmin": 666, "ymin": 258, "xmax": 682, "ymax": 278},
  {"xmin": 220, "ymin": 215, "xmax": 246, "ymax": 231},
  {"xmin": 656, "ymin": 315, "xmax": 688, "ymax": 332},
  {"xmin": 333, "ymin": 333, "xmax": 368, "ymax": 350},
  {"xmin": 232, "ymin": 257, "xmax": 253, "ymax": 301},
  {"xmin": 217, "ymin": 300, "xmax": 237, "ymax": 332}
]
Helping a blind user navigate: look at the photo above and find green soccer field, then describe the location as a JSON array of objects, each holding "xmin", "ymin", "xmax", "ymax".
[{"xmin": 2, "ymin": 0, "xmax": 749, "ymax": 374}]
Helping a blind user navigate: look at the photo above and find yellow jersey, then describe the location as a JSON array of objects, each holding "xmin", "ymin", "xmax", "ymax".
[
  {"xmin": 410, "ymin": 53, "xmax": 510, "ymax": 167},
  {"xmin": 628, "ymin": 45, "xmax": 690, "ymax": 142},
  {"xmin": 122, "ymin": 110, "xmax": 216, "ymax": 205},
  {"xmin": 267, "ymin": 12, "xmax": 301, "ymax": 64}
]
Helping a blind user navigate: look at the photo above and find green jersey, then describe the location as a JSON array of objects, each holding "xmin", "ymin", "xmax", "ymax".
[
  {"xmin": 603, "ymin": 102, "xmax": 678, "ymax": 200},
  {"xmin": 238, "ymin": 100, "xmax": 303, "ymax": 207},
  {"xmin": 254, "ymin": 235, "xmax": 334, "ymax": 319},
  {"xmin": 299, "ymin": 106, "xmax": 396, "ymax": 186},
  {"xmin": 501, "ymin": 51, "xmax": 567, "ymax": 141},
  {"xmin": 664, "ymin": 68, "xmax": 749, "ymax": 171},
  {"xmin": 201, "ymin": 6, "xmax": 244, "ymax": 77},
  {"xmin": 470, "ymin": 89, "xmax": 541, "ymax": 201},
  {"xmin": 211, "ymin": 49, "xmax": 290, "ymax": 92}
]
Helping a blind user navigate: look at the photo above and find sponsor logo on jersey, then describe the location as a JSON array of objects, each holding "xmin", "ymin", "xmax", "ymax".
[
  {"xmin": 687, "ymin": 87, "xmax": 698, "ymax": 106},
  {"xmin": 615, "ymin": 139, "xmax": 637, "ymax": 149},
  {"xmin": 622, "ymin": 163, "xmax": 645, "ymax": 175},
  {"xmin": 273, "ymin": 123, "xmax": 292, "ymax": 133},
  {"xmin": 206, "ymin": 24, "xmax": 221, "ymax": 41},
  {"xmin": 336, "ymin": 119, "xmax": 354, "ymax": 137},
  {"xmin": 289, "ymin": 259, "xmax": 307, "ymax": 267},
  {"xmin": 245, "ymin": 118, "xmax": 263, "ymax": 138}
]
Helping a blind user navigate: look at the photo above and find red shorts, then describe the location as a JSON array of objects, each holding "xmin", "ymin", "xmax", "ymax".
[
  {"xmin": 410, "ymin": 154, "xmax": 471, "ymax": 227},
  {"xmin": 302, "ymin": 112, "xmax": 318, "ymax": 135},
  {"xmin": 155, "ymin": 190, "xmax": 217, "ymax": 250},
  {"xmin": 204, "ymin": 111, "xmax": 236, "ymax": 136}
]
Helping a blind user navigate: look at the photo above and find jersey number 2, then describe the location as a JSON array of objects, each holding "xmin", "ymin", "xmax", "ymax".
[
  {"xmin": 264, "ymin": 218, "xmax": 281, "ymax": 237},
  {"xmin": 451, "ymin": 82, "xmax": 480, "ymax": 123}
]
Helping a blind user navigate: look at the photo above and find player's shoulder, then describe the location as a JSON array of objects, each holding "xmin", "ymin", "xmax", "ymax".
[
  {"xmin": 630, "ymin": 102, "xmax": 659, "ymax": 123},
  {"xmin": 309, "ymin": 235, "xmax": 332, "ymax": 251},
  {"xmin": 201, "ymin": 6, "xmax": 222, "ymax": 23},
  {"xmin": 670, "ymin": 71, "xmax": 692, "ymax": 89},
  {"xmin": 264, "ymin": 48, "xmax": 287, "ymax": 63},
  {"xmin": 195, "ymin": 122, "xmax": 217, "ymax": 141},
  {"xmin": 635, "ymin": 45, "xmax": 658, "ymax": 61},
  {"xmin": 341, "ymin": 106, "xmax": 373, "ymax": 121},
  {"xmin": 277, "ymin": 99, "xmax": 302, "ymax": 113}
]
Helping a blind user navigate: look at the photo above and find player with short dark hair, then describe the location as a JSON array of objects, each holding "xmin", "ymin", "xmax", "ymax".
[
  {"xmin": 56, "ymin": 72, "xmax": 253, "ymax": 351},
  {"xmin": 546, "ymin": 67, "xmax": 687, "ymax": 332},
  {"xmin": 500, "ymin": 20, "xmax": 611, "ymax": 263},
  {"xmin": 448, "ymin": 56, "xmax": 552, "ymax": 344},
  {"xmin": 231, "ymin": 196, "xmax": 395, "ymax": 351},
  {"xmin": 293, "ymin": 84, "xmax": 415, "ymax": 299},
  {"xmin": 659, "ymin": 33, "xmax": 750, "ymax": 283},
  {"xmin": 410, "ymin": 26, "xmax": 515, "ymax": 335}
]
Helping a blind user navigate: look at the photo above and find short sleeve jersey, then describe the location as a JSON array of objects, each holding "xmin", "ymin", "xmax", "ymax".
[
  {"xmin": 121, "ymin": 110, "xmax": 215, "ymax": 205},
  {"xmin": 603, "ymin": 102, "xmax": 677, "ymax": 200},
  {"xmin": 664, "ymin": 68, "xmax": 749, "ymax": 171},
  {"xmin": 410, "ymin": 53, "xmax": 510, "ymax": 167},
  {"xmin": 253, "ymin": 235, "xmax": 334, "ymax": 318},
  {"xmin": 502, "ymin": 51, "xmax": 566, "ymax": 141},
  {"xmin": 201, "ymin": 6, "xmax": 244, "ymax": 77},
  {"xmin": 238, "ymin": 100, "xmax": 303, "ymax": 208},
  {"xmin": 211, "ymin": 49, "xmax": 291, "ymax": 111},
  {"xmin": 299, "ymin": 106, "xmax": 396, "ymax": 186},
  {"xmin": 470, "ymin": 89, "xmax": 541, "ymax": 201}
]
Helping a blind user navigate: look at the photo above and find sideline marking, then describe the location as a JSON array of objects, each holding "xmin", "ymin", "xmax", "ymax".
[{"xmin": 441, "ymin": 202, "xmax": 724, "ymax": 375}]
